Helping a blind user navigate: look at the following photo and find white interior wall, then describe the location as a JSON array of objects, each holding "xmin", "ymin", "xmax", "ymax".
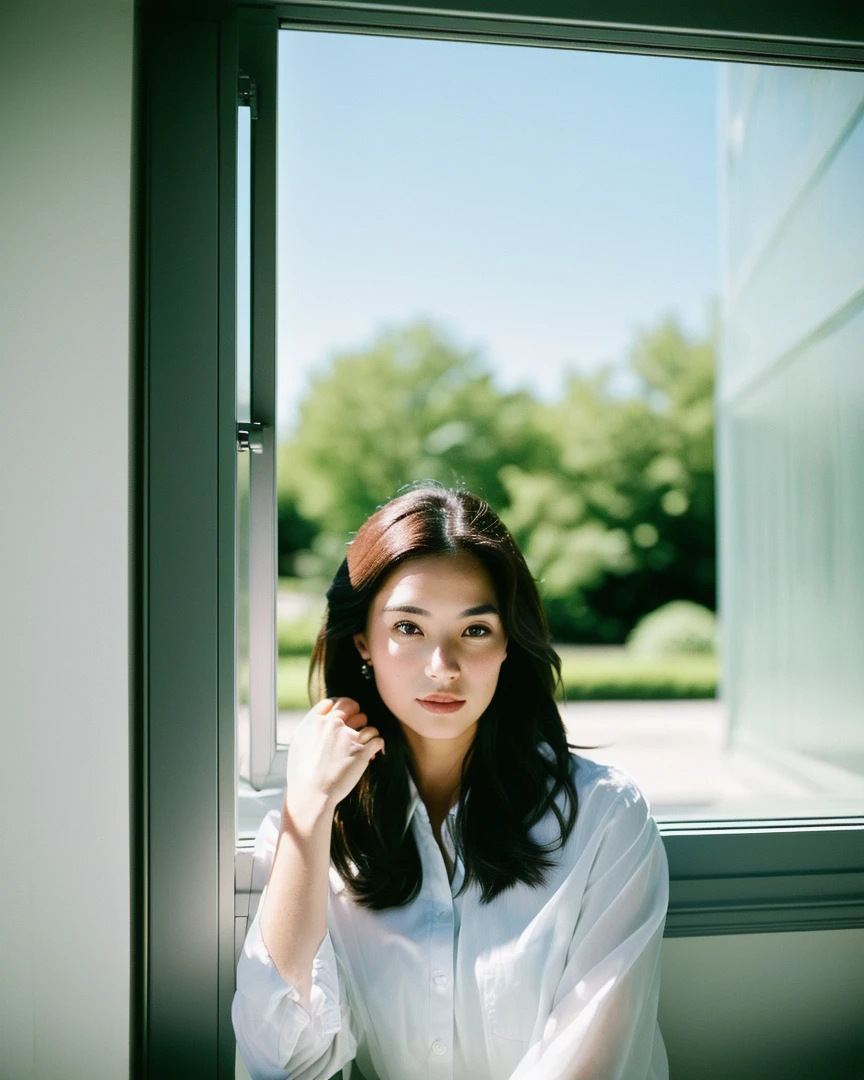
[
  {"xmin": 660, "ymin": 930, "xmax": 864, "ymax": 1079},
  {"xmin": 0, "ymin": 2, "xmax": 134, "ymax": 1078}
]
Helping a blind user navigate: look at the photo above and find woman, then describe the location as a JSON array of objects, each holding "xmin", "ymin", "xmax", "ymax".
[{"xmin": 233, "ymin": 486, "xmax": 669, "ymax": 1080}]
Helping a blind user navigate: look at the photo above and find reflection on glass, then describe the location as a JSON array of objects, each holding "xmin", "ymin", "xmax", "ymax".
[
  {"xmin": 259, "ymin": 30, "xmax": 864, "ymax": 838},
  {"xmin": 236, "ymin": 449, "xmax": 251, "ymax": 783},
  {"xmin": 716, "ymin": 64, "xmax": 864, "ymax": 818},
  {"xmin": 236, "ymin": 106, "xmax": 252, "ymax": 426}
]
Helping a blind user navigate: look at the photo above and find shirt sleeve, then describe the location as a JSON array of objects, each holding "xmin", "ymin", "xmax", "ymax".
[
  {"xmin": 232, "ymin": 815, "xmax": 359, "ymax": 1080},
  {"xmin": 510, "ymin": 776, "xmax": 669, "ymax": 1080}
]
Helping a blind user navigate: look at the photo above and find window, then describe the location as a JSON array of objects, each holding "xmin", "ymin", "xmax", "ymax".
[
  {"xmin": 237, "ymin": 28, "xmax": 864, "ymax": 840},
  {"xmin": 138, "ymin": 5, "xmax": 864, "ymax": 1077}
]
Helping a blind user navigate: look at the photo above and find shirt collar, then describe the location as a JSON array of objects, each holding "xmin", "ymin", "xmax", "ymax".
[
  {"xmin": 403, "ymin": 770, "xmax": 461, "ymax": 838},
  {"xmin": 404, "ymin": 771, "xmax": 422, "ymax": 836}
]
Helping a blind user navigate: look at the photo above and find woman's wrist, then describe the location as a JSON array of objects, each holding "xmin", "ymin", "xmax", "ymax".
[{"xmin": 282, "ymin": 786, "xmax": 335, "ymax": 834}]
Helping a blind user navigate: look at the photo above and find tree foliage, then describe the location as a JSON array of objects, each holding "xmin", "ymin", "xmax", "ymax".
[
  {"xmin": 279, "ymin": 321, "xmax": 553, "ymax": 539},
  {"xmin": 500, "ymin": 315, "xmax": 716, "ymax": 641},
  {"xmin": 278, "ymin": 315, "xmax": 716, "ymax": 642}
]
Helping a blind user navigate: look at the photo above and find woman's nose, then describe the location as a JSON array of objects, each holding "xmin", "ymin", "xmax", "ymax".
[{"xmin": 425, "ymin": 644, "xmax": 460, "ymax": 681}]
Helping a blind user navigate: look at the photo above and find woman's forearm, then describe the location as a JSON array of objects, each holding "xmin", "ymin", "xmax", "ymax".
[{"xmin": 258, "ymin": 788, "xmax": 335, "ymax": 1013}]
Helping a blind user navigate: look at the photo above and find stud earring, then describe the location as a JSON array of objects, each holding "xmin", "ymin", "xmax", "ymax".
[{"xmin": 360, "ymin": 661, "xmax": 374, "ymax": 681}]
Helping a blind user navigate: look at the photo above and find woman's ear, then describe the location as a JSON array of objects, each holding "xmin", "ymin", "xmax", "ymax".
[{"xmin": 353, "ymin": 632, "xmax": 370, "ymax": 661}]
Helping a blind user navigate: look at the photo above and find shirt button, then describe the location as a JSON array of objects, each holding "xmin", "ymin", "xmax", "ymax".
[
  {"xmin": 433, "ymin": 971, "xmax": 448, "ymax": 986},
  {"xmin": 436, "ymin": 909, "xmax": 448, "ymax": 919},
  {"xmin": 432, "ymin": 1041, "xmax": 447, "ymax": 1055}
]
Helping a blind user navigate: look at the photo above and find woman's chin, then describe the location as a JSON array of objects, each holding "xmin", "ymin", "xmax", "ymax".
[{"xmin": 397, "ymin": 713, "xmax": 480, "ymax": 743}]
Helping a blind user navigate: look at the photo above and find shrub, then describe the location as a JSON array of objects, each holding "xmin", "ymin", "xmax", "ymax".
[
  {"xmin": 558, "ymin": 653, "xmax": 716, "ymax": 700},
  {"xmin": 625, "ymin": 600, "xmax": 717, "ymax": 657}
]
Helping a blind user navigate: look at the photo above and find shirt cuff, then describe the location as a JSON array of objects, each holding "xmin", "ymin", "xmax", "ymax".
[{"xmin": 238, "ymin": 900, "xmax": 343, "ymax": 1035}]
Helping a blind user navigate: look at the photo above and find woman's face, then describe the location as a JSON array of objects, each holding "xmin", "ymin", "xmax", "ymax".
[{"xmin": 353, "ymin": 551, "xmax": 508, "ymax": 742}]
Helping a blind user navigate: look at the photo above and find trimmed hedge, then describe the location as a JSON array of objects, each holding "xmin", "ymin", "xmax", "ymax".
[
  {"xmin": 558, "ymin": 650, "xmax": 716, "ymax": 701},
  {"xmin": 276, "ymin": 648, "xmax": 716, "ymax": 711}
]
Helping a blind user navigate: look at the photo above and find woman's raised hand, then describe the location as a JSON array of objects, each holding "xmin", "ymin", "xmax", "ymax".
[{"xmin": 285, "ymin": 697, "xmax": 385, "ymax": 811}]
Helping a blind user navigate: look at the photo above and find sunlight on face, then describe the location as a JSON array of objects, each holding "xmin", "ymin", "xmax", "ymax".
[{"xmin": 353, "ymin": 552, "xmax": 508, "ymax": 743}]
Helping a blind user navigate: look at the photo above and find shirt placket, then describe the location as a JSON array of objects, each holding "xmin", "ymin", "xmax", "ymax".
[{"xmin": 416, "ymin": 804, "xmax": 456, "ymax": 1080}]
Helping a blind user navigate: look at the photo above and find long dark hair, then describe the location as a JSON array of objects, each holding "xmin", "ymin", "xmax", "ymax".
[{"xmin": 309, "ymin": 485, "xmax": 579, "ymax": 909}]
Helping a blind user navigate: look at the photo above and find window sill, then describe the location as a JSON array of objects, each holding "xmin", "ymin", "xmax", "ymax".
[{"xmin": 661, "ymin": 818, "xmax": 864, "ymax": 935}]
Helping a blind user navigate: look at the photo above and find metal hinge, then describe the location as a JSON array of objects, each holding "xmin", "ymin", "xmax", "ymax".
[
  {"xmin": 238, "ymin": 73, "xmax": 258, "ymax": 120},
  {"xmin": 236, "ymin": 422, "xmax": 263, "ymax": 453}
]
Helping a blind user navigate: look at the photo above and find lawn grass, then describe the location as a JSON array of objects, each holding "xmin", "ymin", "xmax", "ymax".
[
  {"xmin": 278, "ymin": 656, "xmax": 313, "ymax": 711},
  {"xmin": 276, "ymin": 647, "xmax": 716, "ymax": 711}
]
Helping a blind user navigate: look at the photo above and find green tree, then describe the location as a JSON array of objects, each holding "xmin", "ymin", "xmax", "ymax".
[
  {"xmin": 279, "ymin": 314, "xmax": 716, "ymax": 642},
  {"xmin": 279, "ymin": 322, "xmax": 553, "ymax": 544},
  {"xmin": 500, "ymin": 314, "xmax": 716, "ymax": 642}
]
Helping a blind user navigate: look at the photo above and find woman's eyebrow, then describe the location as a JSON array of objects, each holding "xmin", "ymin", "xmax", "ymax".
[
  {"xmin": 382, "ymin": 603, "xmax": 499, "ymax": 617},
  {"xmin": 460, "ymin": 603, "xmax": 499, "ymax": 617}
]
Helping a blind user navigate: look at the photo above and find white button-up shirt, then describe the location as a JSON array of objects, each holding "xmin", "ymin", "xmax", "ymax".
[{"xmin": 233, "ymin": 753, "xmax": 669, "ymax": 1080}]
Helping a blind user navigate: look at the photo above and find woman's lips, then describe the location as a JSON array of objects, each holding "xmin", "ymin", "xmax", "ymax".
[{"xmin": 417, "ymin": 697, "xmax": 465, "ymax": 714}]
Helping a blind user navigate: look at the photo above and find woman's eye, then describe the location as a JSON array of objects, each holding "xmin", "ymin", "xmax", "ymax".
[
  {"xmin": 393, "ymin": 621, "xmax": 422, "ymax": 635},
  {"xmin": 464, "ymin": 624, "xmax": 491, "ymax": 638}
]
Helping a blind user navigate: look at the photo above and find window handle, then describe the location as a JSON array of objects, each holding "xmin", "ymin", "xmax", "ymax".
[{"xmin": 237, "ymin": 422, "xmax": 264, "ymax": 454}]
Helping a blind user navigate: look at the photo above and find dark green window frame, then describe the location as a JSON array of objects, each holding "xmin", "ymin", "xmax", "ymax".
[{"xmin": 134, "ymin": 2, "xmax": 864, "ymax": 1076}]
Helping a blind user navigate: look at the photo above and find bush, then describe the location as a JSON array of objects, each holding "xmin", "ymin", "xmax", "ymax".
[{"xmin": 625, "ymin": 600, "xmax": 717, "ymax": 657}]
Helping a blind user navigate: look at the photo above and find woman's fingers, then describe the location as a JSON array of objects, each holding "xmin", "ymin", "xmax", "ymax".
[
  {"xmin": 319, "ymin": 696, "xmax": 354, "ymax": 716},
  {"xmin": 289, "ymin": 699, "xmax": 386, "ymax": 805},
  {"xmin": 329, "ymin": 698, "xmax": 368, "ymax": 729},
  {"xmin": 316, "ymin": 696, "xmax": 358, "ymax": 714},
  {"xmin": 314, "ymin": 698, "xmax": 379, "ymax": 745},
  {"xmin": 356, "ymin": 728, "xmax": 386, "ymax": 761}
]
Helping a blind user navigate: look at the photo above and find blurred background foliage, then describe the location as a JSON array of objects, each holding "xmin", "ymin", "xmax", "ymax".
[
  {"xmin": 501, "ymin": 315, "xmax": 716, "ymax": 643},
  {"xmin": 277, "ymin": 321, "xmax": 554, "ymax": 566},
  {"xmin": 276, "ymin": 312, "xmax": 717, "ymax": 658}
]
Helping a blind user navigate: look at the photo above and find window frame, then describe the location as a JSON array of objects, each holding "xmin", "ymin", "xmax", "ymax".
[{"xmin": 135, "ymin": 1, "xmax": 864, "ymax": 1076}]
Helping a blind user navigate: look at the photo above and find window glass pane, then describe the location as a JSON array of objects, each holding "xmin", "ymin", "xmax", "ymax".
[
  {"xmin": 236, "ymin": 106, "xmax": 252, "ymax": 427},
  {"xmin": 235, "ymin": 103, "xmax": 253, "ymax": 812},
  {"xmin": 268, "ymin": 29, "xmax": 864, "ymax": 833},
  {"xmin": 716, "ymin": 64, "xmax": 864, "ymax": 818}
]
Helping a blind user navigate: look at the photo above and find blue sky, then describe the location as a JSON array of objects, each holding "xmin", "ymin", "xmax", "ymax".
[{"xmin": 275, "ymin": 30, "xmax": 721, "ymax": 433}]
